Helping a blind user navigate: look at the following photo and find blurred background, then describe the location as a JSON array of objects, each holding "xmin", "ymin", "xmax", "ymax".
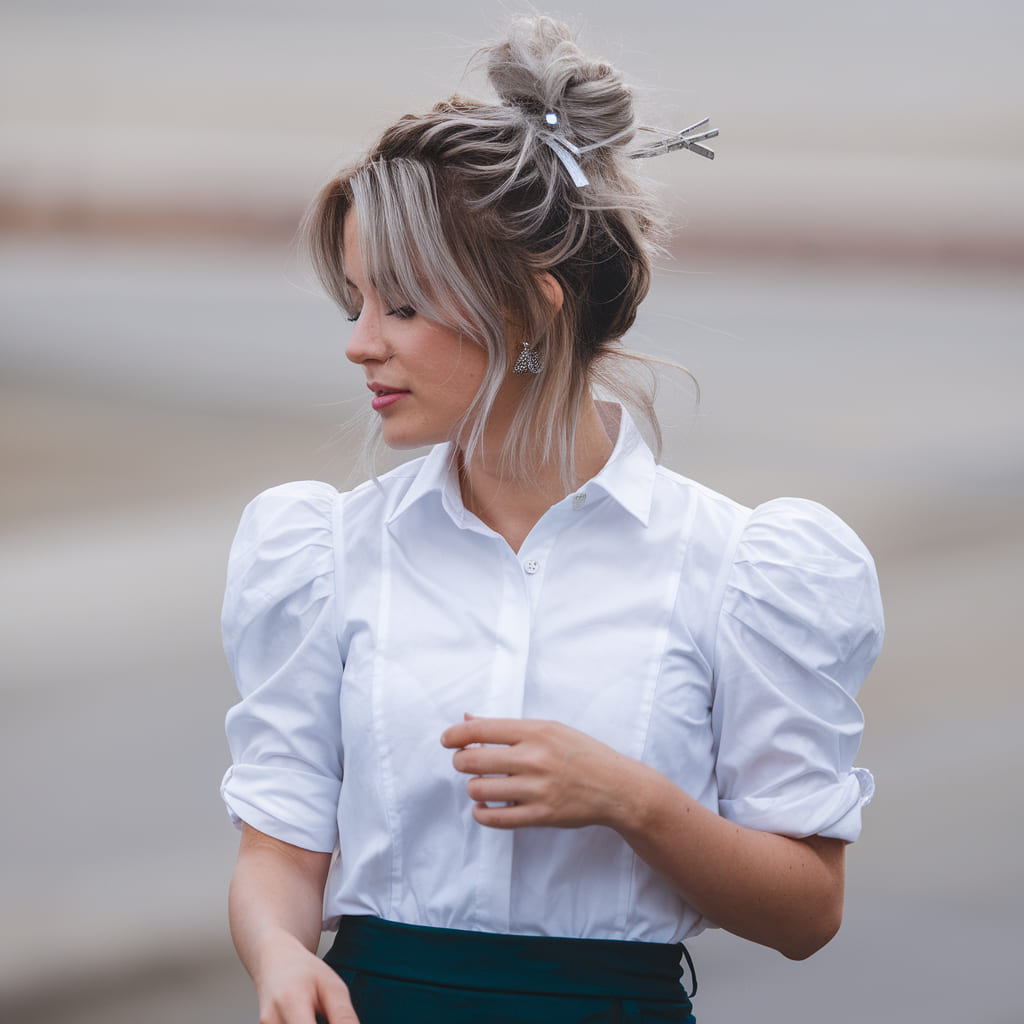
[{"xmin": 1, "ymin": 1, "xmax": 1021, "ymax": 1021}]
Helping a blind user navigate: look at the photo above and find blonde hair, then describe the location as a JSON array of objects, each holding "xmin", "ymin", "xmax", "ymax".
[{"xmin": 307, "ymin": 16, "xmax": 674, "ymax": 486}]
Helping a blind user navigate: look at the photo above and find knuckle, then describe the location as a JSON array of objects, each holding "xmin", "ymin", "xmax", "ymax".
[{"xmin": 475, "ymin": 806, "xmax": 503, "ymax": 828}]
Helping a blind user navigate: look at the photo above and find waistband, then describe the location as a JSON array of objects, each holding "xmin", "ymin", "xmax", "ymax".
[{"xmin": 324, "ymin": 916, "xmax": 695, "ymax": 1002}]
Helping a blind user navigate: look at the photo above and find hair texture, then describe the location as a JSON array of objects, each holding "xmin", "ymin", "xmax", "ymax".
[{"xmin": 306, "ymin": 16, "xmax": 676, "ymax": 487}]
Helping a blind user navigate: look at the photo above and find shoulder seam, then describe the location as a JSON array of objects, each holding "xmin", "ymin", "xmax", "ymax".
[
  {"xmin": 654, "ymin": 465, "xmax": 749, "ymax": 515},
  {"xmin": 332, "ymin": 490, "xmax": 349, "ymax": 667},
  {"xmin": 706, "ymin": 505, "xmax": 754, "ymax": 703}
]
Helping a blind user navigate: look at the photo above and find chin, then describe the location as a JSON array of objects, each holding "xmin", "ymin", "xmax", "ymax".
[
  {"xmin": 378, "ymin": 408, "xmax": 460, "ymax": 453},
  {"xmin": 383, "ymin": 438, "xmax": 430, "ymax": 452},
  {"xmin": 380, "ymin": 425, "xmax": 443, "ymax": 451}
]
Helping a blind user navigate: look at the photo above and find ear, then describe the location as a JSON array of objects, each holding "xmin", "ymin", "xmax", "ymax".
[{"xmin": 537, "ymin": 272, "xmax": 564, "ymax": 316}]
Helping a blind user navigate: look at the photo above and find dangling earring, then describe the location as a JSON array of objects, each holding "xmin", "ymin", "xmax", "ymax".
[{"xmin": 513, "ymin": 340, "xmax": 542, "ymax": 375}]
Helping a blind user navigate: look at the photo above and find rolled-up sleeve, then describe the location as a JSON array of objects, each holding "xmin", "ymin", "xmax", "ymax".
[
  {"xmin": 711, "ymin": 498, "xmax": 884, "ymax": 842},
  {"xmin": 220, "ymin": 481, "xmax": 343, "ymax": 853}
]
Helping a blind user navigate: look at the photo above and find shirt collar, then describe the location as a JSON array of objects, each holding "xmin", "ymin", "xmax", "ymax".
[
  {"xmin": 584, "ymin": 403, "xmax": 657, "ymax": 527},
  {"xmin": 385, "ymin": 403, "xmax": 657, "ymax": 529},
  {"xmin": 385, "ymin": 442, "xmax": 465, "ymax": 527}
]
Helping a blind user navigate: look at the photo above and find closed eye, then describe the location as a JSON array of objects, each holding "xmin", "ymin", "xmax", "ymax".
[{"xmin": 345, "ymin": 304, "xmax": 414, "ymax": 322}]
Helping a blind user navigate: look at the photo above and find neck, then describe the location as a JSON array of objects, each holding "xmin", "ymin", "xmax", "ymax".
[{"xmin": 459, "ymin": 395, "xmax": 615, "ymax": 553}]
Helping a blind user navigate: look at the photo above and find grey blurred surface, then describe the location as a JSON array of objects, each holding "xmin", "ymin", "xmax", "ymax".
[
  {"xmin": 3, "ymin": 0, "xmax": 1022, "ymax": 257},
  {"xmin": 2, "ymin": 1, "xmax": 1022, "ymax": 1022}
]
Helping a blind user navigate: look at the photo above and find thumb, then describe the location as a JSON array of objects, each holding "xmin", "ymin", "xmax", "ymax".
[{"xmin": 317, "ymin": 974, "xmax": 360, "ymax": 1023}]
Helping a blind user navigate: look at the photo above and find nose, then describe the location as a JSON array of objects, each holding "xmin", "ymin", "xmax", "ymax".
[{"xmin": 345, "ymin": 307, "xmax": 387, "ymax": 366}]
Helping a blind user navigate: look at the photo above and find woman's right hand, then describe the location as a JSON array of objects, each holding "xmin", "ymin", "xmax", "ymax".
[
  {"xmin": 229, "ymin": 824, "xmax": 359, "ymax": 1023},
  {"xmin": 254, "ymin": 930, "xmax": 359, "ymax": 1024}
]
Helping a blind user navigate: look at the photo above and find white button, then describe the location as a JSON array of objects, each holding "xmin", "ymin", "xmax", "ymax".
[
  {"xmin": 572, "ymin": 492, "xmax": 587, "ymax": 510},
  {"xmin": 524, "ymin": 559, "xmax": 539, "ymax": 575}
]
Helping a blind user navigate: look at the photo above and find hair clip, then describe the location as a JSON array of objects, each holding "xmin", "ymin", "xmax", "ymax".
[
  {"xmin": 541, "ymin": 112, "xmax": 590, "ymax": 187},
  {"xmin": 539, "ymin": 112, "xmax": 718, "ymax": 188},
  {"xmin": 630, "ymin": 117, "xmax": 719, "ymax": 161}
]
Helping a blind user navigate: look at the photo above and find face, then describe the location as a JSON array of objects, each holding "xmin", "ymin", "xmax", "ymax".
[{"xmin": 343, "ymin": 212, "xmax": 516, "ymax": 452}]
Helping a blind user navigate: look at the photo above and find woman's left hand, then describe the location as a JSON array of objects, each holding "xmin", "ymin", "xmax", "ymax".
[
  {"xmin": 441, "ymin": 715, "xmax": 641, "ymax": 830},
  {"xmin": 442, "ymin": 714, "xmax": 847, "ymax": 959}
]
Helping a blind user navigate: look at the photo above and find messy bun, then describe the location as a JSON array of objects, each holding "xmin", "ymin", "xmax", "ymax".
[
  {"xmin": 485, "ymin": 17, "xmax": 635, "ymax": 158},
  {"xmin": 307, "ymin": 16, "xmax": 676, "ymax": 486}
]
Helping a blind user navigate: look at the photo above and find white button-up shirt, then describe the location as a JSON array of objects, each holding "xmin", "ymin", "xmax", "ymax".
[{"xmin": 221, "ymin": 408, "xmax": 883, "ymax": 943}]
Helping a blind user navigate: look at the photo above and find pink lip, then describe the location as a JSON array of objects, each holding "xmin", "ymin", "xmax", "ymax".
[{"xmin": 370, "ymin": 390, "xmax": 409, "ymax": 411}]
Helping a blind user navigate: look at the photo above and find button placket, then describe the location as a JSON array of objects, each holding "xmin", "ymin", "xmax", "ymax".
[{"xmin": 473, "ymin": 545, "xmax": 533, "ymax": 931}]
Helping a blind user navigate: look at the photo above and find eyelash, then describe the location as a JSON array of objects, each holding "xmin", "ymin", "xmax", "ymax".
[{"xmin": 346, "ymin": 306, "xmax": 416, "ymax": 323}]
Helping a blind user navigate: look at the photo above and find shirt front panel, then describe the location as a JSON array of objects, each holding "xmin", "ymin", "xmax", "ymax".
[
  {"xmin": 328, "ymin": 453, "xmax": 741, "ymax": 943},
  {"xmin": 221, "ymin": 411, "xmax": 881, "ymax": 943}
]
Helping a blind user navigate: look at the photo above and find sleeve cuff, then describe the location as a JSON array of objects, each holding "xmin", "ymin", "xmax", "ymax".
[
  {"xmin": 220, "ymin": 763, "xmax": 340, "ymax": 853},
  {"xmin": 718, "ymin": 766, "xmax": 874, "ymax": 843}
]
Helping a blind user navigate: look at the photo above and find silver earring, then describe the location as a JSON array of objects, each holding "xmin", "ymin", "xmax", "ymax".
[{"xmin": 513, "ymin": 341, "xmax": 543, "ymax": 375}]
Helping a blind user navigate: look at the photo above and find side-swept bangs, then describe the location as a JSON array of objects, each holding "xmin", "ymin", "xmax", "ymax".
[{"xmin": 309, "ymin": 160, "xmax": 468, "ymax": 334}]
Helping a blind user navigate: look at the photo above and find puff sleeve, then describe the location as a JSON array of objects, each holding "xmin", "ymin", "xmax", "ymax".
[
  {"xmin": 711, "ymin": 498, "xmax": 884, "ymax": 842},
  {"xmin": 219, "ymin": 481, "xmax": 344, "ymax": 853}
]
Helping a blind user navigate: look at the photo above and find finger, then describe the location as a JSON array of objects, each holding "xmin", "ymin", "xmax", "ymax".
[
  {"xmin": 320, "ymin": 999, "xmax": 361, "ymax": 1024},
  {"xmin": 465, "ymin": 774, "xmax": 528, "ymax": 804},
  {"xmin": 317, "ymin": 977, "xmax": 361, "ymax": 1024},
  {"xmin": 472, "ymin": 800, "xmax": 542, "ymax": 830},
  {"xmin": 451, "ymin": 744, "xmax": 519, "ymax": 775},
  {"xmin": 441, "ymin": 717, "xmax": 531, "ymax": 749}
]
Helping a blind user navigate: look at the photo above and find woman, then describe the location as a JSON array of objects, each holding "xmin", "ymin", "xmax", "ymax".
[{"xmin": 221, "ymin": 17, "xmax": 883, "ymax": 1024}]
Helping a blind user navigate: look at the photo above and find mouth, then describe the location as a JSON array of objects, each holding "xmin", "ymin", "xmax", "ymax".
[{"xmin": 368, "ymin": 382, "xmax": 410, "ymax": 411}]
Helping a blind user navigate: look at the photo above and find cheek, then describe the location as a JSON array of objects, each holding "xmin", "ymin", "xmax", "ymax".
[
  {"xmin": 458, "ymin": 339, "xmax": 492, "ymax": 383},
  {"xmin": 435, "ymin": 343, "xmax": 489, "ymax": 395}
]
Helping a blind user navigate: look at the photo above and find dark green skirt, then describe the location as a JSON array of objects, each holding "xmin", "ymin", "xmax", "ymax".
[{"xmin": 321, "ymin": 916, "xmax": 696, "ymax": 1023}]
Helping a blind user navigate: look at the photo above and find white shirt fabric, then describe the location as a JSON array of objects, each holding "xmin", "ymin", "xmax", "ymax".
[{"xmin": 221, "ymin": 406, "xmax": 883, "ymax": 944}]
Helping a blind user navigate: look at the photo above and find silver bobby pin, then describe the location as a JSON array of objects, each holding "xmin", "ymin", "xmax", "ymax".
[
  {"xmin": 542, "ymin": 134, "xmax": 589, "ymax": 187},
  {"xmin": 630, "ymin": 117, "xmax": 719, "ymax": 161},
  {"xmin": 541, "ymin": 112, "xmax": 590, "ymax": 187}
]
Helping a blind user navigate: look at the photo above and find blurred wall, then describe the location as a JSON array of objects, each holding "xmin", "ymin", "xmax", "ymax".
[{"xmin": 3, "ymin": 0, "xmax": 1022, "ymax": 259}]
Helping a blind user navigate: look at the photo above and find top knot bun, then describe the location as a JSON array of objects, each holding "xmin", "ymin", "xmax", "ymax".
[{"xmin": 483, "ymin": 17, "xmax": 635, "ymax": 152}]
